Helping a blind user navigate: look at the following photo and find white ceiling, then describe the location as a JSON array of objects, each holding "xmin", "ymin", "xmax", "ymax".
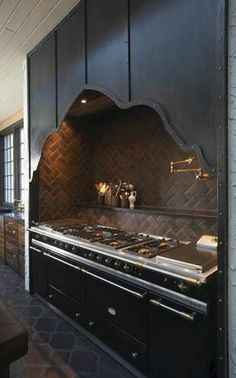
[{"xmin": 0, "ymin": 0, "xmax": 80, "ymax": 125}]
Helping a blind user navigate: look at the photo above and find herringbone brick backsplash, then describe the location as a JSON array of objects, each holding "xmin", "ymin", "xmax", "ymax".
[
  {"xmin": 76, "ymin": 208, "xmax": 217, "ymax": 242},
  {"xmin": 37, "ymin": 105, "xmax": 217, "ymax": 241},
  {"xmin": 38, "ymin": 121, "xmax": 92, "ymax": 221},
  {"xmin": 89, "ymin": 107, "xmax": 217, "ymax": 210}
]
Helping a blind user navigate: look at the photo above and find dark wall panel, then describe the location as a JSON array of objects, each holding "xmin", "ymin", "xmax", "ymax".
[
  {"xmin": 57, "ymin": 1, "xmax": 85, "ymax": 125},
  {"xmin": 130, "ymin": 0, "xmax": 218, "ymax": 170},
  {"xmin": 29, "ymin": 33, "xmax": 56, "ymax": 177},
  {"xmin": 86, "ymin": 0, "xmax": 129, "ymax": 102}
]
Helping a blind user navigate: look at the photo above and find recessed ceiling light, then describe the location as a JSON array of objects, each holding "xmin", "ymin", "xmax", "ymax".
[{"xmin": 81, "ymin": 99, "xmax": 87, "ymax": 104}]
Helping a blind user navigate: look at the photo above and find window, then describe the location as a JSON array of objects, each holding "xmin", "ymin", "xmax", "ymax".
[
  {"xmin": 19, "ymin": 127, "xmax": 24, "ymax": 201},
  {"xmin": 3, "ymin": 133, "xmax": 14, "ymax": 203},
  {"xmin": 1, "ymin": 123, "xmax": 24, "ymax": 206}
]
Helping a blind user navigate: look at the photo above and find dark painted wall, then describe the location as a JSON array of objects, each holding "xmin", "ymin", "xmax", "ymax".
[{"xmin": 29, "ymin": 34, "xmax": 56, "ymax": 175}]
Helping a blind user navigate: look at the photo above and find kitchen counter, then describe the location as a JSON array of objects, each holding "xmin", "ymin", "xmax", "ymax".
[{"xmin": 4, "ymin": 212, "xmax": 25, "ymax": 222}]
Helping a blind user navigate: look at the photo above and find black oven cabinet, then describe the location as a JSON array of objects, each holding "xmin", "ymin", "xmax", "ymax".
[
  {"xmin": 30, "ymin": 247, "xmax": 48, "ymax": 300},
  {"xmin": 148, "ymin": 295, "xmax": 216, "ymax": 378},
  {"xmin": 30, "ymin": 248, "xmax": 215, "ymax": 378},
  {"xmin": 47, "ymin": 254, "xmax": 86, "ymax": 327},
  {"xmin": 86, "ymin": 268, "xmax": 148, "ymax": 375},
  {"xmin": 27, "ymin": 0, "xmax": 221, "ymax": 179}
]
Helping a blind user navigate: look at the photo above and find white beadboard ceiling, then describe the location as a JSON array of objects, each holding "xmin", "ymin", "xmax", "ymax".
[{"xmin": 0, "ymin": 0, "xmax": 80, "ymax": 126}]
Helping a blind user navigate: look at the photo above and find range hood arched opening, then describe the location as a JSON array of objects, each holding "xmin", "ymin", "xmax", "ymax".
[{"xmin": 29, "ymin": 89, "xmax": 217, "ymax": 243}]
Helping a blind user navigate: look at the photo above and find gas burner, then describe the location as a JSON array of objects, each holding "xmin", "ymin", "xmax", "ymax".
[
  {"xmin": 97, "ymin": 234, "xmax": 151, "ymax": 249},
  {"xmin": 54, "ymin": 224, "xmax": 86, "ymax": 233},
  {"xmin": 54, "ymin": 224, "xmax": 126, "ymax": 242},
  {"xmin": 123, "ymin": 238, "xmax": 184, "ymax": 258},
  {"xmin": 35, "ymin": 221, "xmax": 184, "ymax": 259}
]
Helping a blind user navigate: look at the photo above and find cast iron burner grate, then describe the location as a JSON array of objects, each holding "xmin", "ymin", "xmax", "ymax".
[
  {"xmin": 98, "ymin": 234, "xmax": 151, "ymax": 249},
  {"xmin": 55, "ymin": 225, "xmax": 126, "ymax": 242},
  {"xmin": 123, "ymin": 239, "xmax": 184, "ymax": 258}
]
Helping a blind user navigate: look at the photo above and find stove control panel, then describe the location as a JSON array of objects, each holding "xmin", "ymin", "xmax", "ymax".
[
  {"xmin": 86, "ymin": 249, "xmax": 135, "ymax": 274},
  {"xmin": 32, "ymin": 233, "xmax": 138, "ymax": 276},
  {"xmin": 31, "ymin": 232, "xmax": 208, "ymax": 303}
]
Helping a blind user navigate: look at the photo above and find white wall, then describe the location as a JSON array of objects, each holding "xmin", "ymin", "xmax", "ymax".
[
  {"xmin": 23, "ymin": 59, "xmax": 29, "ymax": 291},
  {"xmin": 229, "ymin": 0, "xmax": 236, "ymax": 376}
]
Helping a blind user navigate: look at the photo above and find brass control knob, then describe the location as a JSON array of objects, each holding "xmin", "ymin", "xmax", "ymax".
[
  {"xmin": 96, "ymin": 254, "xmax": 103, "ymax": 262},
  {"xmin": 114, "ymin": 260, "xmax": 122, "ymax": 269},
  {"xmin": 124, "ymin": 263, "xmax": 132, "ymax": 273},
  {"xmin": 178, "ymin": 281, "xmax": 189, "ymax": 293},
  {"xmin": 88, "ymin": 252, "xmax": 95, "ymax": 259},
  {"xmin": 105, "ymin": 257, "xmax": 112, "ymax": 265},
  {"xmin": 72, "ymin": 246, "xmax": 78, "ymax": 253},
  {"xmin": 131, "ymin": 352, "xmax": 138, "ymax": 360}
]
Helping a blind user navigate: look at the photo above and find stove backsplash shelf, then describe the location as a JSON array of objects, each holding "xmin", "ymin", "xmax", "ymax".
[{"xmin": 76, "ymin": 204, "xmax": 217, "ymax": 220}]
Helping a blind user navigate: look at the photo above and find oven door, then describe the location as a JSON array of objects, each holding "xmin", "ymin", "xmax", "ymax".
[
  {"xmin": 149, "ymin": 296, "xmax": 216, "ymax": 378},
  {"xmin": 85, "ymin": 268, "xmax": 148, "ymax": 344},
  {"xmin": 85, "ymin": 268, "xmax": 148, "ymax": 374}
]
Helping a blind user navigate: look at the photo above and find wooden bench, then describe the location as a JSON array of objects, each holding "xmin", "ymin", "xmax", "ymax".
[{"xmin": 0, "ymin": 301, "xmax": 28, "ymax": 378}]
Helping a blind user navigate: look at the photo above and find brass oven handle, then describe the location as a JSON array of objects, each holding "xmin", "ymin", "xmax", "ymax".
[
  {"xmin": 30, "ymin": 246, "xmax": 43, "ymax": 254},
  {"xmin": 82, "ymin": 269, "xmax": 145, "ymax": 299},
  {"xmin": 43, "ymin": 252, "xmax": 82, "ymax": 271},
  {"xmin": 150, "ymin": 299, "xmax": 195, "ymax": 322}
]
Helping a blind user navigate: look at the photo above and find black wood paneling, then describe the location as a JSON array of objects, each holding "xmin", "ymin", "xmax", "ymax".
[
  {"xmin": 86, "ymin": 0, "xmax": 129, "ymax": 102},
  {"xmin": 29, "ymin": 33, "xmax": 56, "ymax": 177},
  {"xmin": 216, "ymin": 0, "xmax": 228, "ymax": 375},
  {"xmin": 130, "ymin": 0, "xmax": 218, "ymax": 170},
  {"xmin": 57, "ymin": 1, "xmax": 85, "ymax": 125}
]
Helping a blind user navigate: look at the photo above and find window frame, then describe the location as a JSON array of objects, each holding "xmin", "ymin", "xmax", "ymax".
[{"xmin": 0, "ymin": 120, "xmax": 24, "ymax": 208}]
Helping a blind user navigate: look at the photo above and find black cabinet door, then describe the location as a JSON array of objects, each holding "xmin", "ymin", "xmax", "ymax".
[
  {"xmin": 29, "ymin": 33, "xmax": 56, "ymax": 177},
  {"xmin": 86, "ymin": 0, "xmax": 129, "ymax": 102},
  {"xmin": 87, "ymin": 309, "xmax": 148, "ymax": 374},
  {"xmin": 57, "ymin": 1, "xmax": 85, "ymax": 124},
  {"xmin": 149, "ymin": 297, "xmax": 215, "ymax": 378},
  {"xmin": 30, "ymin": 248, "xmax": 47, "ymax": 299},
  {"xmin": 49, "ymin": 285, "xmax": 86, "ymax": 326},
  {"xmin": 86, "ymin": 270, "xmax": 147, "ymax": 344},
  {"xmin": 47, "ymin": 255, "xmax": 85, "ymax": 306}
]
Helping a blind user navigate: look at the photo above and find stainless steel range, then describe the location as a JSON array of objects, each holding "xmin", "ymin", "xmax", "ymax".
[
  {"xmin": 30, "ymin": 219, "xmax": 217, "ymax": 289},
  {"xmin": 29, "ymin": 219, "xmax": 217, "ymax": 378}
]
